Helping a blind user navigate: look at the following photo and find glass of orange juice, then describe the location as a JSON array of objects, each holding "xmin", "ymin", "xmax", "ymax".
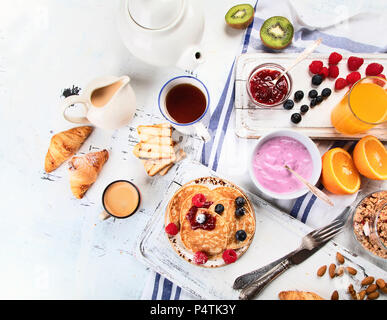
[{"xmin": 331, "ymin": 76, "xmax": 387, "ymax": 134}]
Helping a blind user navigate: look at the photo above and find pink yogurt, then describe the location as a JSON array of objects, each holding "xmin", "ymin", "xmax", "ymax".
[{"xmin": 252, "ymin": 136, "xmax": 313, "ymax": 194}]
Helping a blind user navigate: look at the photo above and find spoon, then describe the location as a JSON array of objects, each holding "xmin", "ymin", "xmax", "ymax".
[
  {"xmin": 270, "ymin": 38, "xmax": 322, "ymax": 87},
  {"xmin": 284, "ymin": 164, "xmax": 334, "ymax": 207}
]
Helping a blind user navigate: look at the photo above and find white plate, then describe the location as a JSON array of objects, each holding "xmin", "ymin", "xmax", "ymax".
[{"xmin": 136, "ymin": 160, "xmax": 386, "ymax": 300}]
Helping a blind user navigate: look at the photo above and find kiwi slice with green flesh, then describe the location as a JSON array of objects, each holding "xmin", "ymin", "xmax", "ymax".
[
  {"xmin": 225, "ymin": 4, "xmax": 254, "ymax": 29},
  {"xmin": 260, "ymin": 16, "xmax": 294, "ymax": 49}
]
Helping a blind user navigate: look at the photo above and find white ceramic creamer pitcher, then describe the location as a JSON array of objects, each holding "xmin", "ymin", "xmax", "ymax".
[
  {"xmin": 62, "ymin": 75, "xmax": 136, "ymax": 130},
  {"xmin": 117, "ymin": 0, "xmax": 205, "ymax": 70}
]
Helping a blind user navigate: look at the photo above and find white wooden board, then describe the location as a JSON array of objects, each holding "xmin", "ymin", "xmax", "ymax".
[
  {"xmin": 136, "ymin": 160, "xmax": 386, "ymax": 300},
  {"xmin": 235, "ymin": 53, "xmax": 387, "ymax": 140}
]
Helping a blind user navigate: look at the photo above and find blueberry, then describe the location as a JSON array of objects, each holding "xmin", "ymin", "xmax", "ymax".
[
  {"xmin": 308, "ymin": 89, "xmax": 318, "ymax": 99},
  {"xmin": 321, "ymin": 88, "xmax": 332, "ymax": 98},
  {"xmin": 235, "ymin": 207, "xmax": 245, "ymax": 217},
  {"xmin": 214, "ymin": 204, "xmax": 224, "ymax": 214},
  {"xmin": 283, "ymin": 99, "xmax": 294, "ymax": 110},
  {"xmin": 316, "ymin": 95, "xmax": 323, "ymax": 104},
  {"xmin": 236, "ymin": 230, "xmax": 247, "ymax": 242},
  {"xmin": 312, "ymin": 74, "xmax": 323, "ymax": 86},
  {"xmin": 291, "ymin": 113, "xmax": 302, "ymax": 124},
  {"xmin": 235, "ymin": 196, "xmax": 246, "ymax": 207},
  {"xmin": 300, "ymin": 105, "xmax": 309, "ymax": 114},
  {"xmin": 310, "ymin": 98, "xmax": 317, "ymax": 107},
  {"xmin": 195, "ymin": 213, "xmax": 207, "ymax": 224},
  {"xmin": 294, "ymin": 90, "xmax": 304, "ymax": 102}
]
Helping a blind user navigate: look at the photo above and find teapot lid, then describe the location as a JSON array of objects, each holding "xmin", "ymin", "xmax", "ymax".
[{"xmin": 128, "ymin": 0, "xmax": 184, "ymax": 30}]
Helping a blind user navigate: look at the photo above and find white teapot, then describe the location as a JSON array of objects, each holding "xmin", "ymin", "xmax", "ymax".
[
  {"xmin": 62, "ymin": 75, "xmax": 136, "ymax": 130},
  {"xmin": 117, "ymin": 0, "xmax": 205, "ymax": 70}
]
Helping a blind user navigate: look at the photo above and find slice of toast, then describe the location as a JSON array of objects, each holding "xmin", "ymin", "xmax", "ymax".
[
  {"xmin": 133, "ymin": 143, "xmax": 176, "ymax": 160},
  {"xmin": 137, "ymin": 123, "xmax": 172, "ymax": 141},
  {"xmin": 159, "ymin": 149, "xmax": 186, "ymax": 176}
]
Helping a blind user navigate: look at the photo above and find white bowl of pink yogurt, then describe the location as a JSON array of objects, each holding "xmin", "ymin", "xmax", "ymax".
[{"xmin": 249, "ymin": 130, "xmax": 322, "ymax": 200}]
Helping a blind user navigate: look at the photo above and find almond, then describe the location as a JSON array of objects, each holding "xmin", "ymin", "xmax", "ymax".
[
  {"xmin": 331, "ymin": 290, "xmax": 339, "ymax": 300},
  {"xmin": 358, "ymin": 290, "xmax": 366, "ymax": 300},
  {"xmin": 336, "ymin": 252, "xmax": 345, "ymax": 264},
  {"xmin": 361, "ymin": 276, "xmax": 374, "ymax": 286},
  {"xmin": 366, "ymin": 283, "xmax": 378, "ymax": 294},
  {"xmin": 367, "ymin": 291, "xmax": 379, "ymax": 300},
  {"xmin": 336, "ymin": 267, "xmax": 344, "ymax": 277},
  {"xmin": 380, "ymin": 287, "xmax": 387, "ymax": 294},
  {"xmin": 376, "ymin": 279, "xmax": 386, "ymax": 289},
  {"xmin": 329, "ymin": 263, "xmax": 336, "ymax": 278},
  {"xmin": 317, "ymin": 265, "xmax": 327, "ymax": 277},
  {"xmin": 348, "ymin": 284, "xmax": 357, "ymax": 300},
  {"xmin": 346, "ymin": 267, "xmax": 357, "ymax": 275}
]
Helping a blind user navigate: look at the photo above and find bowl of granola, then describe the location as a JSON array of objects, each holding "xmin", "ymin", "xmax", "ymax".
[{"xmin": 352, "ymin": 190, "xmax": 387, "ymax": 259}]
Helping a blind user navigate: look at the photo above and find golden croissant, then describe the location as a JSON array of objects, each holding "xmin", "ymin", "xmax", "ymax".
[
  {"xmin": 45, "ymin": 126, "xmax": 93, "ymax": 173},
  {"xmin": 68, "ymin": 149, "xmax": 109, "ymax": 199},
  {"xmin": 278, "ymin": 291, "xmax": 324, "ymax": 300}
]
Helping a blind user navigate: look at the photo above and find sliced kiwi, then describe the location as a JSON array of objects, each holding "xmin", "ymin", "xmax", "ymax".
[
  {"xmin": 225, "ymin": 4, "xmax": 254, "ymax": 29},
  {"xmin": 260, "ymin": 16, "xmax": 294, "ymax": 49}
]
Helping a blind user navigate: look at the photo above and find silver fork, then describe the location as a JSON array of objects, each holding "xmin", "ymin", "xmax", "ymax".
[{"xmin": 235, "ymin": 207, "xmax": 351, "ymax": 299}]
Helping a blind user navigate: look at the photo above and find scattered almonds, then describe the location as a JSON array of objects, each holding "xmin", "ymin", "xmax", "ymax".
[
  {"xmin": 361, "ymin": 276, "xmax": 374, "ymax": 286},
  {"xmin": 336, "ymin": 267, "xmax": 344, "ymax": 277},
  {"xmin": 367, "ymin": 291, "xmax": 380, "ymax": 300},
  {"xmin": 331, "ymin": 290, "xmax": 339, "ymax": 300},
  {"xmin": 317, "ymin": 265, "xmax": 327, "ymax": 277},
  {"xmin": 346, "ymin": 267, "xmax": 357, "ymax": 276},
  {"xmin": 336, "ymin": 252, "xmax": 345, "ymax": 264},
  {"xmin": 376, "ymin": 279, "xmax": 386, "ymax": 289},
  {"xmin": 366, "ymin": 284, "xmax": 378, "ymax": 294},
  {"xmin": 358, "ymin": 290, "xmax": 366, "ymax": 300},
  {"xmin": 329, "ymin": 264, "xmax": 336, "ymax": 278}
]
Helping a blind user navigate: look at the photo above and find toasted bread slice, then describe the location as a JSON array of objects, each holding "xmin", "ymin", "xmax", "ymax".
[
  {"xmin": 137, "ymin": 123, "xmax": 172, "ymax": 141},
  {"xmin": 142, "ymin": 158, "xmax": 174, "ymax": 176},
  {"xmin": 159, "ymin": 149, "xmax": 186, "ymax": 176},
  {"xmin": 133, "ymin": 143, "xmax": 176, "ymax": 160},
  {"xmin": 278, "ymin": 291, "xmax": 324, "ymax": 300}
]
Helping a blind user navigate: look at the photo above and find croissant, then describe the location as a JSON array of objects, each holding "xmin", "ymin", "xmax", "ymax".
[
  {"xmin": 278, "ymin": 291, "xmax": 324, "ymax": 300},
  {"xmin": 45, "ymin": 126, "xmax": 93, "ymax": 172},
  {"xmin": 68, "ymin": 149, "xmax": 109, "ymax": 199}
]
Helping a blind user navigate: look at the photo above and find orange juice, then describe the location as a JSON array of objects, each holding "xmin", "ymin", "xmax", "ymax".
[{"xmin": 331, "ymin": 77, "xmax": 387, "ymax": 134}]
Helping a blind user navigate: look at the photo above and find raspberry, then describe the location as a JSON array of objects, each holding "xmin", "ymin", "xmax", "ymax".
[
  {"xmin": 347, "ymin": 56, "xmax": 364, "ymax": 71},
  {"xmin": 192, "ymin": 193, "xmax": 206, "ymax": 207},
  {"xmin": 319, "ymin": 66, "xmax": 329, "ymax": 79},
  {"xmin": 309, "ymin": 60, "xmax": 323, "ymax": 74},
  {"xmin": 328, "ymin": 65, "xmax": 339, "ymax": 79},
  {"xmin": 346, "ymin": 72, "xmax": 361, "ymax": 85},
  {"xmin": 193, "ymin": 251, "xmax": 208, "ymax": 265},
  {"xmin": 366, "ymin": 63, "xmax": 384, "ymax": 76},
  {"xmin": 328, "ymin": 52, "xmax": 342, "ymax": 65},
  {"xmin": 335, "ymin": 78, "xmax": 348, "ymax": 90},
  {"xmin": 222, "ymin": 249, "xmax": 237, "ymax": 264},
  {"xmin": 165, "ymin": 223, "xmax": 179, "ymax": 236}
]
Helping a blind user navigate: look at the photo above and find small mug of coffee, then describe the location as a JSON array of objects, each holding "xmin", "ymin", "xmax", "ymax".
[
  {"xmin": 158, "ymin": 76, "xmax": 211, "ymax": 142},
  {"xmin": 100, "ymin": 180, "xmax": 141, "ymax": 220}
]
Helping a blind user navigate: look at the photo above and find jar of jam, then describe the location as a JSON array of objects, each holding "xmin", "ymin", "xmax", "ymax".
[{"xmin": 246, "ymin": 63, "xmax": 292, "ymax": 108}]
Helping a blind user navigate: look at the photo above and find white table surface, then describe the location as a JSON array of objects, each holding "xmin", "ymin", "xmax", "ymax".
[{"xmin": 0, "ymin": 0, "xmax": 255, "ymax": 299}]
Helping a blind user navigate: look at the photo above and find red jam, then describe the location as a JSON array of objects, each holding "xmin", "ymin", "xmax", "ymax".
[
  {"xmin": 249, "ymin": 69, "xmax": 289, "ymax": 106},
  {"xmin": 186, "ymin": 206, "xmax": 216, "ymax": 230}
]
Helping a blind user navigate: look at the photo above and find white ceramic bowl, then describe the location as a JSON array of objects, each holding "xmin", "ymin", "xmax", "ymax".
[{"xmin": 249, "ymin": 130, "xmax": 322, "ymax": 200}]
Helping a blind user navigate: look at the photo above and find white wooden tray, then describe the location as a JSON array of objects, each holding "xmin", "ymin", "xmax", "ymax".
[
  {"xmin": 235, "ymin": 53, "xmax": 387, "ymax": 140},
  {"xmin": 136, "ymin": 160, "xmax": 386, "ymax": 300}
]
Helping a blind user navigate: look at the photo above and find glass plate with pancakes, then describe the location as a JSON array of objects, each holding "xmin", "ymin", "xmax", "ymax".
[{"xmin": 165, "ymin": 176, "xmax": 256, "ymax": 268}]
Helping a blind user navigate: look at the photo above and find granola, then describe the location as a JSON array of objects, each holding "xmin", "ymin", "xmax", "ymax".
[{"xmin": 353, "ymin": 191, "xmax": 387, "ymax": 259}]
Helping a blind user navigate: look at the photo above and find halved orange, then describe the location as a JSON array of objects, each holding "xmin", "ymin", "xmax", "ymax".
[
  {"xmin": 353, "ymin": 135, "xmax": 387, "ymax": 180},
  {"xmin": 321, "ymin": 148, "xmax": 361, "ymax": 195}
]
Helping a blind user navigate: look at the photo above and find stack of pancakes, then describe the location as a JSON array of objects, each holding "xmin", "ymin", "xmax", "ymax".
[{"xmin": 166, "ymin": 180, "xmax": 256, "ymax": 265}]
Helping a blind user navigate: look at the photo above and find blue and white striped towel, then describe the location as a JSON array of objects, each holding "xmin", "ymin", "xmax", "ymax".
[{"xmin": 142, "ymin": 0, "xmax": 387, "ymax": 300}]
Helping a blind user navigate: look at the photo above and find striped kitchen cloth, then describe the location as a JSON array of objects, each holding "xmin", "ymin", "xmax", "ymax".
[{"xmin": 142, "ymin": 0, "xmax": 387, "ymax": 300}]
